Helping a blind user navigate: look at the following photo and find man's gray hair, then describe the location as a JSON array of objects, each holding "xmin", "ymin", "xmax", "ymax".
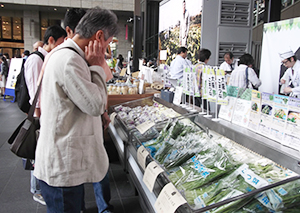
[{"xmin": 75, "ymin": 7, "xmax": 118, "ymax": 40}]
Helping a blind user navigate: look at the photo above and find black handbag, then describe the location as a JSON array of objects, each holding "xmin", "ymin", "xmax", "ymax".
[
  {"xmin": 22, "ymin": 158, "xmax": 35, "ymax": 170},
  {"xmin": 7, "ymin": 79, "xmax": 42, "ymax": 159}
]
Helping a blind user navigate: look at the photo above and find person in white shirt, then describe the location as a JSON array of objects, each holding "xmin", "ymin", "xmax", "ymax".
[
  {"xmin": 24, "ymin": 25, "xmax": 66, "ymax": 206},
  {"xmin": 219, "ymin": 52, "xmax": 239, "ymax": 84},
  {"xmin": 229, "ymin": 53, "xmax": 261, "ymax": 89},
  {"xmin": 169, "ymin": 46, "xmax": 192, "ymax": 86},
  {"xmin": 279, "ymin": 50, "xmax": 300, "ymax": 98}
]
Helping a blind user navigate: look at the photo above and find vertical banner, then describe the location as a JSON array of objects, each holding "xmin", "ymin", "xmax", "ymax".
[
  {"xmin": 5, "ymin": 58, "xmax": 23, "ymax": 90},
  {"xmin": 207, "ymin": 67, "xmax": 216, "ymax": 102},
  {"xmin": 282, "ymin": 97, "xmax": 300, "ymax": 150},
  {"xmin": 231, "ymin": 88, "xmax": 252, "ymax": 128},
  {"xmin": 259, "ymin": 93, "xmax": 274, "ymax": 136},
  {"xmin": 248, "ymin": 90, "xmax": 262, "ymax": 132},
  {"xmin": 219, "ymin": 86, "xmax": 239, "ymax": 122},
  {"xmin": 269, "ymin": 95, "xmax": 289, "ymax": 142},
  {"xmin": 189, "ymin": 67, "xmax": 195, "ymax": 96},
  {"xmin": 216, "ymin": 68, "xmax": 227, "ymax": 105},
  {"xmin": 4, "ymin": 58, "xmax": 23, "ymax": 101},
  {"xmin": 183, "ymin": 67, "xmax": 191, "ymax": 95},
  {"xmin": 202, "ymin": 66, "xmax": 208, "ymax": 100}
]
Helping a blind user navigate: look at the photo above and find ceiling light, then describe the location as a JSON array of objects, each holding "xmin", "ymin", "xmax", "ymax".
[
  {"xmin": 54, "ymin": 8, "xmax": 57, "ymax": 11},
  {"xmin": 1, "ymin": 4, "xmax": 4, "ymax": 8}
]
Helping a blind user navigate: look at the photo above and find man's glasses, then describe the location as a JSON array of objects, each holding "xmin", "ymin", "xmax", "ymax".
[{"xmin": 282, "ymin": 60, "xmax": 289, "ymax": 65}]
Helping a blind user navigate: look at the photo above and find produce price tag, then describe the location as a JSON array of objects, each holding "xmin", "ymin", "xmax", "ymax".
[
  {"xmin": 143, "ymin": 161, "xmax": 164, "ymax": 192},
  {"xmin": 137, "ymin": 145, "xmax": 149, "ymax": 171},
  {"xmin": 109, "ymin": 112, "xmax": 117, "ymax": 126},
  {"xmin": 154, "ymin": 183, "xmax": 187, "ymax": 213},
  {"xmin": 136, "ymin": 121, "xmax": 155, "ymax": 135},
  {"xmin": 173, "ymin": 86, "xmax": 183, "ymax": 105},
  {"xmin": 238, "ymin": 164, "xmax": 268, "ymax": 189}
]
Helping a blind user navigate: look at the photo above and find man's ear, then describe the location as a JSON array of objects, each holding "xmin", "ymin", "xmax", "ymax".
[
  {"xmin": 48, "ymin": 36, "xmax": 55, "ymax": 45},
  {"xmin": 95, "ymin": 30, "xmax": 104, "ymax": 42},
  {"xmin": 66, "ymin": 26, "xmax": 74, "ymax": 38}
]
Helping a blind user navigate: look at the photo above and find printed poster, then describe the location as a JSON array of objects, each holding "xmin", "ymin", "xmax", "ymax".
[
  {"xmin": 269, "ymin": 95, "xmax": 289, "ymax": 142},
  {"xmin": 207, "ymin": 67, "xmax": 217, "ymax": 102},
  {"xmin": 219, "ymin": 86, "xmax": 239, "ymax": 122},
  {"xmin": 183, "ymin": 67, "xmax": 190, "ymax": 95},
  {"xmin": 5, "ymin": 58, "xmax": 23, "ymax": 89},
  {"xmin": 282, "ymin": 97, "xmax": 300, "ymax": 150},
  {"xmin": 216, "ymin": 68, "xmax": 228, "ymax": 105},
  {"xmin": 248, "ymin": 90, "xmax": 262, "ymax": 132},
  {"xmin": 231, "ymin": 88, "xmax": 252, "ymax": 128},
  {"xmin": 259, "ymin": 93, "xmax": 274, "ymax": 137}
]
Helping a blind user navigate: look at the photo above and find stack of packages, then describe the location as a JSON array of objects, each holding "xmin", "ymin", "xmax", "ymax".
[{"xmin": 140, "ymin": 118, "xmax": 300, "ymax": 212}]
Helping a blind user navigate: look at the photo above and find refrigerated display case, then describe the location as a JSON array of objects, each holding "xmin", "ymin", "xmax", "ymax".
[{"xmin": 107, "ymin": 96, "xmax": 300, "ymax": 213}]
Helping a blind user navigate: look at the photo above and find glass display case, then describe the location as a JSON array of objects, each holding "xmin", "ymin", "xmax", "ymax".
[{"xmin": 108, "ymin": 97, "xmax": 300, "ymax": 213}]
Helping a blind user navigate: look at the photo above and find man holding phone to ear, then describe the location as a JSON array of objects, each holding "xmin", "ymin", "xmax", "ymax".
[{"xmin": 33, "ymin": 7, "xmax": 118, "ymax": 212}]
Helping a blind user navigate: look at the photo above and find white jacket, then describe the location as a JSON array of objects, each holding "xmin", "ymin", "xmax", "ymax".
[{"xmin": 34, "ymin": 39, "xmax": 108, "ymax": 187}]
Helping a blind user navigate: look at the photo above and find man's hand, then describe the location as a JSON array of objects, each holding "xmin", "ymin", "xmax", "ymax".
[
  {"xmin": 280, "ymin": 79, "xmax": 286, "ymax": 84},
  {"xmin": 101, "ymin": 111, "xmax": 111, "ymax": 130},
  {"xmin": 85, "ymin": 40, "xmax": 106, "ymax": 67},
  {"xmin": 284, "ymin": 87, "xmax": 292, "ymax": 94},
  {"xmin": 85, "ymin": 40, "xmax": 111, "ymax": 79}
]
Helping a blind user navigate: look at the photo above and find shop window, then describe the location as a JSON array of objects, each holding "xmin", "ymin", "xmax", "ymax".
[
  {"xmin": 40, "ymin": 18, "xmax": 61, "ymax": 40},
  {"xmin": 13, "ymin": 17, "xmax": 22, "ymax": 40},
  {"xmin": 2, "ymin": 16, "xmax": 12, "ymax": 39}
]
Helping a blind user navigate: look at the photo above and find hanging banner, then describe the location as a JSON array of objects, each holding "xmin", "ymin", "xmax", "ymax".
[
  {"xmin": 248, "ymin": 90, "xmax": 262, "ymax": 132},
  {"xmin": 219, "ymin": 86, "xmax": 239, "ymax": 122},
  {"xmin": 282, "ymin": 97, "xmax": 300, "ymax": 150},
  {"xmin": 216, "ymin": 68, "xmax": 227, "ymax": 105},
  {"xmin": 207, "ymin": 67, "xmax": 216, "ymax": 102},
  {"xmin": 269, "ymin": 95, "xmax": 289, "ymax": 142}
]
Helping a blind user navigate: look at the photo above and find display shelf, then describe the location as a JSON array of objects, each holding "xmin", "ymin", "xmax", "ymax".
[
  {"xmin": 194, "ymin": 115, "xmax": 300, "ymax": 174},
  {"xmin": 109, "ymin": 96, "xmax": 194, "ymax": 143},
  {"xmin": 128, "ymin": 115, "xmax": 300, "ymax": 212},
  {"xmin": 108, "ymin": 97, "xmax": 300, "ymax": 212}
]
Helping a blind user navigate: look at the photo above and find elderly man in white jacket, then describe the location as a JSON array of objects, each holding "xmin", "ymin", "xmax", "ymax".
[{"xmin": 34, "ymin": 7, "xmax": 118, "ymax": 213}]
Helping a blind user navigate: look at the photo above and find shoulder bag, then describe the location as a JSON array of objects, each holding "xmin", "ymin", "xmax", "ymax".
[{"xmin": 7, "ymin": 46, "xmax": 80, "ymax": 160}]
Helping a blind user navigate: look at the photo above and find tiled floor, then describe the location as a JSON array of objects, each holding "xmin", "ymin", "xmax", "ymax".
[{"xmin": 0, "ymin": 97, "xmax": 143, "ymax": 213}]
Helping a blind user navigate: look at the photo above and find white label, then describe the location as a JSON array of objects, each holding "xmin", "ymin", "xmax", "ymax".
[
  {"xmin": 143, "ymin": 161, "xmax": 164, "ymax": 192},
  {"xmin": 154, "ymin": 183, "xmax": 187, "ymax": 213},
  {"xmin": 173, "ymin": 86, "xmax": 183, "ymax": 105},
  {"xmin": 109, "ymin": 112, "xmax": 117, "ymax": 126},
  {"xmin": 136, "ymin": 121, "xmax": 155, "ymax": 134},
  {"xmin": 137, "ymin": 145, "xmax": 149, "ymax": 171},
  {"xmin": 139, "ymin": 79, "xmax": 145, "ymax": 94},
  {"xmin": 237, "ymin": 164, "xmax": 269, "ymax": 189}
]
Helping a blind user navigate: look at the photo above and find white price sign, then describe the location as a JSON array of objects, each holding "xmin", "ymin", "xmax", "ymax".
[
  {"xmin": 109, "ymin": 112, "xmax": 117, "ymax": 126},
  {"xmin": 154, "ymin": 183, "xmax": 187, "ymax": 213},
  {"xmin": 143, "ymin": 161, "xmax": 164, "ymax": 192},
  {"xmin": 136, "ymin": 121, "xmax": 155, "ymax": 134},
  {"xmin": 137, "ymin": 145, "xmax": 149, "ymax": 171}
]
